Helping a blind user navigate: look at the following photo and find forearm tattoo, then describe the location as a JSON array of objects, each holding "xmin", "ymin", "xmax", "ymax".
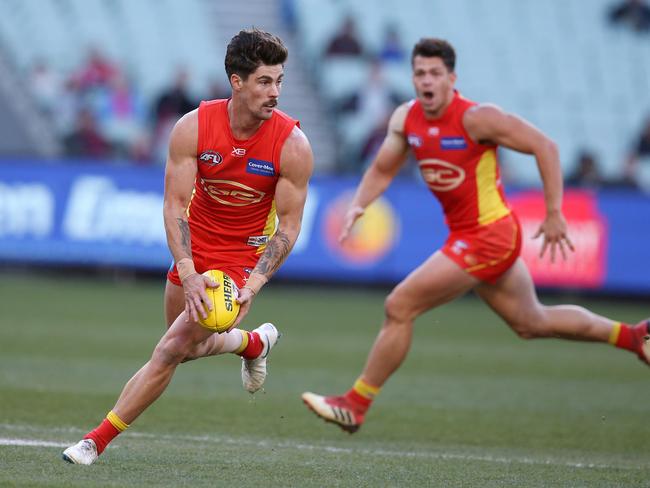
[
  {"xmin": 176, "ymin": 218, "xmax": 192, "ymax": 255},
  {"xmin": 254, "ymin": 229, "xmax": 292, "ymax": 278}
]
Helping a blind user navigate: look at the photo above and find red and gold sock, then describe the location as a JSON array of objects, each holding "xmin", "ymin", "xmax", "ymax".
[
  {"xmin": 609, "ymin": 321, "xmax": 646, "ymax": 353},
  {"xmin": 236, "ymin": 331, "xmax": 263, "ymax": 360},
  {"xmin": 344, "ymin": 378, "xmax": 381, "ymax": 413},
  {"xmin": 84, "ymin": 410, "xmax": 129, "ymax": 455}
]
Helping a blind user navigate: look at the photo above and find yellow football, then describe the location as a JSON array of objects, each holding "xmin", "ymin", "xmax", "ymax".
[{"xmin": 197, "ymin": 269, "xmax": 240, "ymax": 333}]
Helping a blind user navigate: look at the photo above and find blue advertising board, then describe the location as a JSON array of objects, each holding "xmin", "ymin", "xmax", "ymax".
[{"xmin": 0, "ymin": 159, "xmax": 648, "ymax": 293}]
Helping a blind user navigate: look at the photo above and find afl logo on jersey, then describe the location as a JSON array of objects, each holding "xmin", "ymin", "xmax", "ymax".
[
  {"xmin": 407, "ymin": 134, "xmax": 423, "ymax": 148},
  {"xmin": 199, "ymin": 150, "xmax": 223, "ymax": 167},
  {"xmin": 419, "ymin": 159, "xmax": 465, "ymax": 191},
  {"xmin": 201, "ymin": 179, "xmax": 265, "ymax": 206}
]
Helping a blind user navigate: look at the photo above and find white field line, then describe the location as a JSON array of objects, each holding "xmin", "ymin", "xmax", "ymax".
[
  {"xmin": 0, "ymin": 438, "xmax": 68, "ymax": 447},
  {"xmin": 0, "ymin": 423, "xmax": 640, "ymax": 471}
]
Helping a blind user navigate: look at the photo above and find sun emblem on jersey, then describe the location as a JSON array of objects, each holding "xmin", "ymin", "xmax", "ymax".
[
  {"xmin": 201, "ymin": 179, "xmax": 265, "ymax": 206},
  {"xmin": 199, "ymin": 150, "xmax": 223, "ymax": 167},
  {"xmin": 419, "ymin": 159, "xmax": 466, "ymax": 191}
]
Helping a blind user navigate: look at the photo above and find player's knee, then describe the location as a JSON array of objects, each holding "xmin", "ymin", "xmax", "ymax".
[
  {"xmin": 153, "ymin": 336, "xmax": 191, "ymax": 366},
  {"xmin": 384, "ymin": 291, "xmax": 417, "ymax": 324}
]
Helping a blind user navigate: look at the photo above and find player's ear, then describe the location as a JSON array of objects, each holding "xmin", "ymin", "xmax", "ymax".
[
  {"xmin": 230, "ymin": 73, "xmax": 243, "ymax": 91},
  {"xmin": 450, "ymin": 71, "xmax": 457, "ymax": 85}
]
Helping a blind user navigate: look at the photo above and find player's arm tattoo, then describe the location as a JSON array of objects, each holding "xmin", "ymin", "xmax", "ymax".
[
  {"xmin": 254, "ymin": 229, "xmax": 292, "ymax": 278},
  {"xmin": 176, "ymin": 218, "xmax": 192, "ymax": 256}
]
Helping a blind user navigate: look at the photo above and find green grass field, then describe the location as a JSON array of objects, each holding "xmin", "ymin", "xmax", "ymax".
[{"xmin": 1, "ymin": 272, "xmax": 649, "ymax": 487}]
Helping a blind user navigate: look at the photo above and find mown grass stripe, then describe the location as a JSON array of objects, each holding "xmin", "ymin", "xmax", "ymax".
[{"xmin": 1, "ymin": 426, "xmax": 641, "ymax": 471}]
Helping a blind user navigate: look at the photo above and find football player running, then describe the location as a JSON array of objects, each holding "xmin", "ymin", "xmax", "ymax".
[
  {"xmin": 302, "ymin": 38, "xmax": 649, "ymax": 433},
  {"xmin": 62, "ymin": 29, "xmax": 313, "ymax": 464}
]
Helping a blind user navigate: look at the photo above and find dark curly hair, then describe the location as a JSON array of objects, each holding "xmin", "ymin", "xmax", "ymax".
[{"xmin": 225, "ymin": 28, "xmax": 288, "ymax": 80}]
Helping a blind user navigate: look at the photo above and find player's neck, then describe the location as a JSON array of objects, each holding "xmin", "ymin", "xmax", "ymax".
[{"xmin": 227, "ymin": 98, "xmax": 265, "ymax": 140}]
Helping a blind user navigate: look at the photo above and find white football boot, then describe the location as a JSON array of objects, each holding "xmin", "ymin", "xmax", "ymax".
[
  {"xmin": 241, "ymin": 322, "xmax": 280, "ymax": 393},
  {"xmin": 62, "ymin": 438, "xmax": 98, "ymax": 465}
]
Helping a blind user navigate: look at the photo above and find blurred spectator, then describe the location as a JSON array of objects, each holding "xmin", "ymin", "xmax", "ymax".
[
  {"xmin": 153, "ymin": 68, "xmax": 195, "ymax": 125},
  {"xmin": 359, "ymin": 112, "xmax": 391, "ymax": 168},
  {"xmin": 64, "ymin": 108, "xmax": 111, "ymax": 158},
  {"xmin": 207, "ymin": 78, "xmax": 231, "ymax": 100},
  {"xmin": 378, "ymin": 25, "xmax": 406, "ymax": 63},
  {"xmin": 628, "ymin": 116, "xmax": 650, "ymax": 162},
  {"xmin": 621, "ymin": 116, "xmax": 650, "ymax": 186},
  {"xmin": 341, "ymin": 59, "xmax": 401, "ymax": 120},
  {"xmin": 130, "ymin": 131, "xmax": 154, "ymax": 165},
  {"xmin": 280, "ymin": 0, "xmax": 297, "ymax": 34},
  {"xmin": 99, "ymin": 72, "xmax": 145, "ymax": 159},
  {"xmin": 566, "ymin": 150, "xmax": 606, "ymax": 188},
  {"xmin": 358, "ymin": 60, "xmax": 399, "ymax": 124},
  {"xmin": 71, "ymin": 47, "xmax": 120, "ymax": 90},
  {"xmin": 150, "ymin": 116, "xmax": 177, "ymax": 165},
  {"xmin": 336, "ymin": 60, "xmax": 402, "ymax": 173},
  {"xmin": 324, "ymin": 16, "xmax": 364, "ymax": 57},
  {"xmin": 52, "ymin": 78, "xmax": 82, "ymax": 137},
  {"xmin": 150, "ymin": 69, "xmax": 196, "ymax": 165},
  {"xmin": 27, "ymin": 59, "xmax": 62, "ymax": 117},
  {"xmin": 608, "ymin": 0, "xmax": 650, "ymax": 33}
]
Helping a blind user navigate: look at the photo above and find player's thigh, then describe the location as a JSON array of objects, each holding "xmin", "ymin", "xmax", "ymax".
[
  {"xmin": 389, "ymin": 250, "xmax": 480, "ymax": 319},
  {"xmin": 164, "ymin": 279, "xmax": 185, "ymax": 328},
  {"xmin": 475, "ymin": 258, "xmax": 543, "ymax": 326}
]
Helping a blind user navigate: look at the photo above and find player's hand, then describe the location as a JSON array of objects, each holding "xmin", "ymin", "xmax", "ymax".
[
  {"xmin": 339, "ymin": 205, "xmax": 365, "ymax": 243},
  {"xmin": 230, "ymin": 286, "xmax": 255, "ymax": 331},
  {"xmin": 532, "ymin": 210, "xmax": 575, "ymax": 263},
  {"xmin": 182, "ymin": 273, "xmax": 219, "ymax": 323}
]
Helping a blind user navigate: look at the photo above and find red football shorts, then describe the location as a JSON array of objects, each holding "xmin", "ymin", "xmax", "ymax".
[
  {"xmin": 167, "ymin": 257, "xmax": 249, "ymax": 288},
  {"xmin": 441, "ymin": 213, "xmax": 521, "ymax": 284}
]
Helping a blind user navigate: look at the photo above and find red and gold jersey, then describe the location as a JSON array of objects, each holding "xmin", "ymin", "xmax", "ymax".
[
  {"xmin": 188, "ymin": 99, "xmax": 298, "ymax": 272},
  {"xmin": 404, "ymin": 91, "xmax": 510, "ymax": 231}
]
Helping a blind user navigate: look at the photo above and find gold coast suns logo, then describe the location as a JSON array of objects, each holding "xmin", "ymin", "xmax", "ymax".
[
  {"xmin": 201, "ymin": 179, "xmax": 265, "ymax": 206},
  {"xmin": 419, "ymin": 159, "xmax": 465, "ymax": 191}
]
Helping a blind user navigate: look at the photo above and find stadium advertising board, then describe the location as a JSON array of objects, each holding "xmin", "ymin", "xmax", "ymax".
[
  {"xmin": 510, "ymin": 191, "xmax": 608, "ymax": 289},
  {"xmin": 0, "ymin": 160, "xmax": 648, "ymax": 293}
]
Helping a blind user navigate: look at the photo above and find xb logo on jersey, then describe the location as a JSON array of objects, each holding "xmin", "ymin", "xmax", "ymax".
[
  {"xmin": 199, "ymin": 150, "xmax": 223, "ymax": 166},
  {"xmin": 419, "ymin": 159, "xmax": 465, "ymax": 191},
  {"xmin": 201, "ymin": 179, "xmax": 265, "ymax": 206},
  {"xmin": 231, "ymin": 147, "xmax": 246, "ymax": 157}
]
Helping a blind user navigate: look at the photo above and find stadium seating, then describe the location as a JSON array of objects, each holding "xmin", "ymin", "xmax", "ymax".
[
  {"xmin": 0, "ymin": 0, "xmax": 648, "ymax": 181},
  {"xmin": 0, "ymin": 0, "xmax": 221, "ymax": 103},
  {"xmin": 294, "ymin": 0, "xmax": 650, "ymax": 183}
]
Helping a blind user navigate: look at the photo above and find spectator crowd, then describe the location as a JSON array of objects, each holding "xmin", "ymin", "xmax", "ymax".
[
  {"xmin": 27, "ymin": 47, "xmax": 228, "ymax": 165},
  {"xmin": 19, "ymin": 1, "xmax": 650, "ymax": 193}
]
